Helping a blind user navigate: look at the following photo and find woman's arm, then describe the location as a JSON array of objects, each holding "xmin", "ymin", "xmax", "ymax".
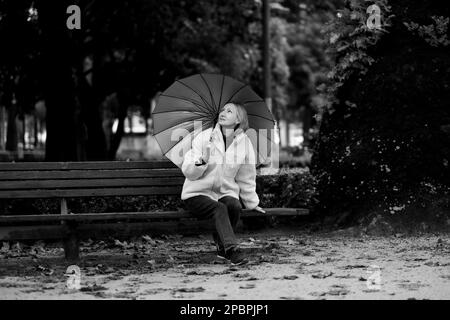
[
  {"xmin": 235, "ymin": 139, "xmax": 259, "ymax": 209},
  {"xmin": 181, "ymin": 132, "xmax": 209, "ymax": 181}
]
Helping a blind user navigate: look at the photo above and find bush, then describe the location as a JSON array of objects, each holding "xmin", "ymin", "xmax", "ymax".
[
  {"xmin": 257, "ymin": 168, "xmax": 317, "ymax": 209},
  {"xmin": 312, "ymin": 1, "xmax": 450, "ymax": 218}
]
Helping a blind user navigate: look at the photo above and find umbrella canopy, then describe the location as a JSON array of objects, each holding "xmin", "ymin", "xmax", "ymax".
[{"xmin": 152, "ymin": 73, "xmax": 275, "ymax": 167}]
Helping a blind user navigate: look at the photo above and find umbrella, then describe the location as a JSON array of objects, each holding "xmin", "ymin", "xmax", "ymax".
[{"xmin": 152, "ymin": 73, "xmax": 275, "ymax": 167}]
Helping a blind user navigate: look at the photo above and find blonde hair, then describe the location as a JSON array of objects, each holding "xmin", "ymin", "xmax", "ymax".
[{"xmin": 231, "ymin": 103, "xmax": 249, "ymax": 131}]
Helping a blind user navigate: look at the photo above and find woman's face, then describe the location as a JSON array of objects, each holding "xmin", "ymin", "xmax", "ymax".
[{"xmin": 218, "ymin": 103, "xmax": 240, "ymax": 127}]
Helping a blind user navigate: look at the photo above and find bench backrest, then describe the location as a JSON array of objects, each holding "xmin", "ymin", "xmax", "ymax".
[{"xmin": 0, "ymin": 161, "xmax": 184, "ymax": 199}]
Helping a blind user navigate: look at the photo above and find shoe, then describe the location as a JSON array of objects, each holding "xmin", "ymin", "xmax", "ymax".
[
  {"xmin": 216, "ymin": 247, "xmax": 228, "ymax": 260},
  {"xmin": 225, "ymin": 247, "xmax": 248, "ymax": 266}
]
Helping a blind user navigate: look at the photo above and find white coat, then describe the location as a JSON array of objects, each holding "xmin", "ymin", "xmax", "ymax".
[{"xmin": 181, "ymin": 123, "xmax": 259, "ymax": 209}]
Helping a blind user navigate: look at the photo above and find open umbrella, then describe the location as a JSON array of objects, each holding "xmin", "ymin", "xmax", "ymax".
[{"xmin": 152, "ymin": 73, "xmax": 275, "ymax": 167}]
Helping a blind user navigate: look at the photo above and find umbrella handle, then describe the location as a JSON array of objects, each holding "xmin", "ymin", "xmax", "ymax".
[{"xmin": 202, "ymin": 133, "xmax": 214, "ymax": 163}]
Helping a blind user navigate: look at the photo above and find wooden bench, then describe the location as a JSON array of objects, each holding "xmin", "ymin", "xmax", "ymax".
[{"xmin": 0, "ymin": 160, "xmax": 309, "ymax": 260}]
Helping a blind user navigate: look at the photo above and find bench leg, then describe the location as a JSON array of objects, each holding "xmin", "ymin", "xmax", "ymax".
[{"xmin": 63, "ymin": 222, "xmax": 79, "ymax": 261}]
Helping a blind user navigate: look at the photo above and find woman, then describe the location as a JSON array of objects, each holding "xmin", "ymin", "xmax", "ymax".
[{"xmin": 181, "ymin": 102, "xmax": 265, "ymax": 265}]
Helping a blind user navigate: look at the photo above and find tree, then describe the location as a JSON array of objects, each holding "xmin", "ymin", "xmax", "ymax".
[
  {"xmin": 35, "ymin": 0, "xmax": 80, "ymax": 161},
  {"xmin": 311, "ymin": 0, "xmax": 450, "ymax": 221},
  {"xmin": 76, "ymin": 0, "xmax": 264, "ymax": 160},
  {"xmin": 0, "ymin": 0, "xmax": 265, "ymax": 160}
]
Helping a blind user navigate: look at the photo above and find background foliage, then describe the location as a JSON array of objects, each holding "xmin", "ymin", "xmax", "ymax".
[{"xmin": 312, "ymin": 0, "xmax": 450, "ymax": 221}]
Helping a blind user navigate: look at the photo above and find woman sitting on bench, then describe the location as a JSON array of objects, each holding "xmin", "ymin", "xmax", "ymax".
[{"xmin": 181, "ymin": 103, "xmax": 265, "ymax": 265}]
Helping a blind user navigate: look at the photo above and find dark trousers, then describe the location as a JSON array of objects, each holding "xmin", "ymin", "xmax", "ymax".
[{"xmin": 183, "ymin": 195, "xmax": 242, "ymax": 251}]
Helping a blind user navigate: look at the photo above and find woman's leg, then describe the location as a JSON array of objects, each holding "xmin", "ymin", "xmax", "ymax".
[
  {"xmin": 212, "ymin": 196, "xmax": 242, "ymax": 250},
  {"xmin": 218, "ymin": 196, "xmax": 242, "ymax": 230},
  {"xmin": 184, "ymin": 195, "xmax": 238, "ymax": 251}
]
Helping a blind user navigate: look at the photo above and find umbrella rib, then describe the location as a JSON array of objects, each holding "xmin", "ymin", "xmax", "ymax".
[
  {"xmin": 153, "ymin": 115, "xmax": 211, "ymax": 138},
  {"xmin": 247, "ymin": 113, "xmax": 276, "ymax": 123},
  {"xmin": 225, "ymin": 84, "xmax": 248, "ymax": 104},
  {"xmin": 152, "ymin": 108, "xmax": 205, "ymax": 117},
  {"xmin": 199, "ymin": 73, "xmax": 217, "ymax": 111},
  {"xmin": 152, "ymin": 112, "xmax": 207, "ymax": 135},
  {"xmin": 249, "ymin": 131, "xmax": 274, "ymax": 144},
  {"xmin": 218, "ymin": 74, "xmax": 225, "ymax": 112},
  {"xmin": 157, "ymin": 94, "xmax": 212, "ymax": 115},
  {"xmin": 242, "ymin": 99, "xmax": 265, "ymax": 104},
  {"xmin": 176, "ymin": 80, "xmax": 215, "ymax": 117},
  {"xmin": 160, "ymin": 120, "xmax": 213, "ymax": 156},
  {"xmin": 152, "ymin": 131, "xmax": 169, "ymax": 161},
  {"xmin": 245, "ymin": 135, "xmax": 273, "ymax": 167},
  {"xmin": 256, "ymin": 144, "xmax": 272, "ymax": 166},
  {"xmin": 245, "ymin": 123, "xmax": 275, "ymax": 144}
]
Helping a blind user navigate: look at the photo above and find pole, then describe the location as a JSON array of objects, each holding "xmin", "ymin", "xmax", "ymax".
[
  {"xmin": 262, "ymin": 0, "xmax": 272, "ymax": 113},
  {"xmin": 261, "ymin": 0, "xmax": 280, "ymax": 174}
]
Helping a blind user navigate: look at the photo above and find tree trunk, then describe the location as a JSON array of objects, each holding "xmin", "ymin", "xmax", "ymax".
[
  {"xmin": 78, "ymin": 73, "xmax": 108, "ymax": 160},
  {"xmin": 108, "ymin": 100, "xmax": 127, "ymax": 160},
  {"xmin": 5, "ymin": 98, "xmax": 17, "ymax": 152},
  {"xmin": 37, "ymin": 0, "xmax": 80, "ymax": 161},
  {"xmin": 302, "ymin": 106, "xmax": 312, "ymax": 148}
]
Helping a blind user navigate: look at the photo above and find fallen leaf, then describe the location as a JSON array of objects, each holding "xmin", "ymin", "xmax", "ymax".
[
  {"xmin": 186, "ymin": 270, "xmax": 217, "ymax": 276},
  {"xmin": 142, "ymin": 235, "xmax": 156, "ymax": 245},
  {"xmin": 176, "ymin": 287, "xmax": 205, "ymax": 293},
  {"xmin": 245, "ymin": 277, "xmax": 258, "ymax": 281},
  {"xmin": 81, "ymin": 239, "xmax": 94, "ymax": 246},
  {"xmin": 114, "ymin": 239, "xmax": 129, "ymax": 248},
  {"xmin": 1, "ymin": 242, "xmax": 10, "ymax": 252},
  {"xmin": 233, "ymin": 273, "xmax": 252, "ymax": 278},
  {"xmin": 264, "ymin": 243, "xmax": 281, "ymax": 250},
  {"xmin": 44, "ymin": 269, "xmax": 54, "ymax": 276},
  {"xmin": 362, "ymin": 288, "xmax": 380, "ymax": 293},
  {"xmin": 36, "ymin": 265, "xmax": 54, "ymax": 276},
  {"xmin": 312, "ymin": 271, "xmax": 333, "ymax": 279},
  {"xmin": 325, "ymin": 288, "xmax": 350, "ymax": 296},
  {"xmin": 12, "ymin": 242, "xmax": 21, "ymax": 252},
  {"xmin": 344, "ymin": 264, "xmax": 367, "ymax": 269},
  {"xmin": 80, "ymin": 284, "xmax": 107, "ymax": 292},
  {"xmin": 239, "ymin": 284, "xmax": 256, "ymax": 289}
]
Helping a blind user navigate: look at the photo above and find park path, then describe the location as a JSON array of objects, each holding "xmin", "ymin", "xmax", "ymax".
[{"xmin": 1, "ymin": 227, "xmax": 449, "ymax": 299}]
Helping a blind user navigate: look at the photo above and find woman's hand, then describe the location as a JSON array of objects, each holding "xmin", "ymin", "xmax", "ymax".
[
  {"xmin": 203, "ymin": 143, "xmax": 211, "ymax": 163},
  {"xmin": 195, "ymin": 143, "xmax": 211, "ymax": 165},
  {"xmin": 253, "ymin": 206, "xmax": 266, "ymax": 214}
]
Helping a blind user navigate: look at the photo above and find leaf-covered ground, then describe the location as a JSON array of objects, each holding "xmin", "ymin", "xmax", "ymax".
[{"xmin": 0, "ymin": 227, "xmax": 449, "ymax": 300}]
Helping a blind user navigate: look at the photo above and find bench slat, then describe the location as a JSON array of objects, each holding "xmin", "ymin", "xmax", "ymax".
[
  {"xmin": 0, "ymin": 186, "xmax": 182, "ymax": 198},
  {"xmin": 0, "ymin": 160, "xmax": 176, "ymax": 171},
  {"xmin": 0, "ymin": 208, "xmax": 309, "ymax": 223},
  {"xmin": 0, "ymin": 177, "xmax": 185, "ymax": 190},
  {"xmin": 0, "ymin": 220, "xmax": 217, "ymax": 241},
  {"xmin": 0, "ymin": 169, "xmax": 183, "ymax": 180}
]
